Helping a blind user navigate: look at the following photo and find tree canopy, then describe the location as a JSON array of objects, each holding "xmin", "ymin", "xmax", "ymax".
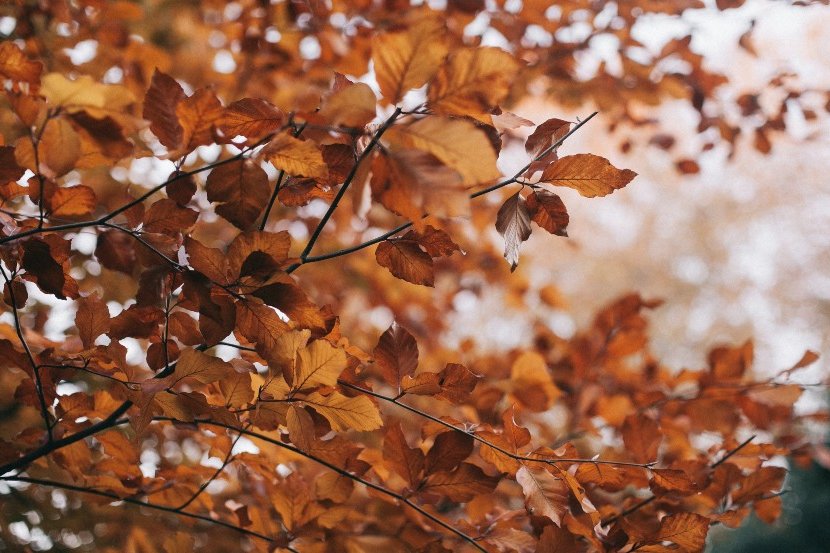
[{"xmin": 0, "ymin": 1, "xmax": 825, "ymax": 552}]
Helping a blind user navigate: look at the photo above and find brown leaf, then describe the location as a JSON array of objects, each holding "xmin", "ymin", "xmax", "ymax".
[
  {"xmin": 516, "ymin": 465, "xmax": 569, "ymax": 525},
  {"xmin": 384, "ymin": 422, "xmax": 425, "ymax": 487},
  {"xmin": 262, "ymin": 133, "xmax": 328, "ymax": 179},
  {"xmin": 218, "ymin": 98, "xmax": 284, "ymax": 143},
  {"xmin": 373, "ymin": 18, "xmax": 449, "ymax": 105},
  {"xmin": 227, "ymin": 230, "xmax": 292, "ymax": 280},
  {"xmin": 0, "ymin": 42, "xmax": 43, "ymax": 85},
  {"xmin": 143, "ymin": 198, "xmax": 198, "ymax": 234},
  {"xmin": 206, "ymin": 159, "xmax": 270, "ymax": 230},
  {"xmin": 495, "ymin": 192, "xmax": 532, "ymax": 271},
  {"xmin": 400, "ymin": 372, "xmax": 442, "ymax": 396},
  {"xmin": 428, "ymin": 47, "xmax": 520, "ymax": 118},
  {"xmin": 371, "ymin": 149, "xmax": 468, "ymax": 223},
  {"xmin": 385, "ymin": 116, "xmax": 500, "ymax": 184},
  {"xmin": 526, "ymin": 190, "xmax": 569, "ymax": 237},
  {"xmin": 403, "ymin": 226, "xmax": 461, "ymax": 258},
  {"xmin": 319, "ymin": 82, "xmax": 377, "ymax": 128},
  {"xmin": 0, "ymin": 146, "xmax": 26, "ymax": 184},
  {"xmin": 436, "ymin": 363, "xmax": 479, "ymax": 403},
  {"xmin": 373, "ymin": 322, "xmax": 419, "ymax": 388},
  {"xmin": 648, "ymin": 512, "xmax": 710, "ymax": 552},
  {"xmin": 622, "ymin": 414, "xmax": 661, "ymax": 463},
  {"xmin": 302, "ymin": 391, "xmax": 382, "ymax": 432},
  {"xmin": 39, "ymin": 118, "xmax": 81, "ymax": 177},
  {"xmin": 292, "ymin": 339, "xmax": 347, "ymax": 391},
  {"xmin": 376, "ymin": 239, "xmax": 434, "ymax": 287},
  {"xmin": 143, "ymin": 69, "xmax": 185, "ymax": 149},
  {"xmin": 176, "ymin": 88, "xmax": 223, "ymax": 152},
  {"xmin": 541, "ymin": 154, "xmax": 637, "ymax": 198},
  {"xmin": 510, "ymin": 351, "xmax": 561, "ymax": 411},
  {"xmin": 525, "ymin": 118, "xmax": 571, "ymax": 174},
  {"xmin": 21, "ymin": 236, "xmax": 79, "ymax": 299},
  {"xmin": 95, "ymin": 230, "xmax": 137, "ymax": 274},
  {"xmin": 425, "ymin": 431, "xmax": 473, "ymax": 475},
  {"xmin": 75, "ymin": 294, "xmax": 110, "ymax": 349},
  {"xmin": 48, "ymin": 185, "xmax": 96, "ymax": 217},
  {"xmin": 420, "ymin": 463, "xmax": 499, "ymax": 503}
]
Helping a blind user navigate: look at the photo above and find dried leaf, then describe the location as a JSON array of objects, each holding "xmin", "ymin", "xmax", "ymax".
[
  {"xmin": 541, "ymin": 154, "xmax": 637, "ymax": 197},
  {"xmin": 495, "ymin": 192, "xmax": 532, "ymax": 271}
]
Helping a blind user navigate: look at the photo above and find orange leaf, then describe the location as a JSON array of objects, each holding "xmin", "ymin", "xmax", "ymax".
[
  {"xmin": 526, "ymin": 190, "xmax": 569, "ymax": 237},
  {"xmin": 516, "ymin": 465, "xmax": 569, "ymax": 526},
  {"xmin": 0, "ymin": 42, "xmax": 42, "ymax": 85},
  {"xmin": 622, "ymin": 414, "xmax": 661, "ymax": 463},
  {"xmin": 262, "ymin": 132, "xmax": 328, "ymax": 179},
  {"xmin": 75, "ymin": 293, "xmax": 110, "ymax": 349},
  {"xmin": 427, "ymin": 47, "xmax": 519, "ymax": 119},
  {"xmin": 541, "ymin": 154, "xmax": 637, "ymax": 197},
  {"xmin": 218, "ymin": 98, "xmax": 284, "ymax": 143},
  {"xmin": 375, "ymin": 239, "xmax": 434, "ymax": 287},
  {"xmin": 206, "ymin": 159, "xmax": 270, "ymax": 230},
  {"xmin": 143, "ymin": 69, "xmax": 185, "ymax": 149},
  {"xmin": 373, "ymin": 322, "xmax": 419, "ymax": 388},
  {"xmin": 372, "ymin": 18, "xmax": 449, "ymax": 105}
]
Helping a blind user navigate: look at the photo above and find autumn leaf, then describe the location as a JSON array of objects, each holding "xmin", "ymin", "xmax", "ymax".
[
  {"xmin": 319, "ymin": 81, "xmax": 377, "ymax": 128},
  {"xmin": 302, "ymin": 391, "xmax": 383, "ymax": 432},
  {"xmin": 384, "ymin": 422, "xmax": 425, "ymax": 487},
  {"xmin": 262, "ymin": 132, "xmax": 328, "ymax": 180},
  {"xmin": 75, "ymin": 294, "xmax": 110, "ymax": 349},
  {"xmin": 428, "ymin": 47, "xmax": 520, "ymax": 119},
  {"xmin": 143, "ymin": 69, "xmax": 185, "ymax": 149},
  {"xmin": 0, "ymin": 42, "xmax": 42, "ymax": 85},
  {"xmin": 372, "ymin": 18, "xmax": 448, "ymax": 105},
  {"xmin": 292, "ymin": 339, "xmax": 348, "ymax": 391},
  {"xmin": 385, "ymin": 116, "xmax": 500, "ymax": 184},
  {"xmin": 420, "ymin": 463, "xmax": 500, "ymax": 503},
  {"xmin": 525, "ymin": 118, "xmax": 571, "ymax": 174},
  {"xmin": 218, "ymin": 98, "xmax": 284, "ymax": 143},
  {"xmin": 645, "ymin": 512, "xmax": 710, "ymax": 552},
  {"xmin": 516, "ymin": 465, "xmax": 569, "ymax": 525},
  {"xmin": 142, "ymin": 348, "xmax": 230, "ymax": 393},
  {"xmin": 373, "ymin": 322, "xmax": 419, "ymax": 389},
  {"xmin": 176, "ymin": 88, "xmax": 223, "ymax": 152},
  {"xmin": 541, "ymin": 154, "xmax": 637, "ymax": 197},
  {"xmin": 526, "ymin": 190, "xmax": 569, "ymax": 237},
  {"xmin": 375, "ymin": 239, "xmax": 434, "ymax": 287},
  {"xmin": 622, "ymin": 414, "xmax": 662, "ymax": 463},
  {"xmin": 206, "ymin": 159, "xmax": 270, "ymax": 230},
  {"xmin": 495, "ymin": 192, "xmax": 532, "ymax": 272}
]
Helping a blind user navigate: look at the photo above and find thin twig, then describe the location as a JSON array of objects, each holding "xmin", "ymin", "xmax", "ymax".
[
  {"xmin": 602, "ymin": 435, "xmax": 758, "ymax": 525},
  {"xmin": 287, "ymin": 112, "xmax": 598, "ymax": 273},
  {"xmin": 0, "ymin": 474, "xmax": 280, "ymax": 544},
  {"xmin": 175, "ymin": 429, "xmax": 245, "ymax": 511},
  {"xmin": 259, "ymin": 123, "xmax": 307, "ymax": 231},
  {"xmin": 338, "ymin": 380, "xmax": 652, "ymax": 469},
  {"xmin": 0, "ymin": 267, "xmax": 52, "ymax": 440},
  {"xmin": 153, "ymin": 416, "xmax": 488, "ymax": 552},
  {"xmin": 298, "ymin": 108, "xmax": 403, "ymax": 262}
]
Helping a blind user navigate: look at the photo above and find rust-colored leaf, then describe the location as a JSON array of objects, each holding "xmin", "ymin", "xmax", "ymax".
[
  {"xmin": 375, "ymin": 239, "xmax": 434, "ymax": 287},
  {"xmin": 541, "ymin": 154, "xmax": 637, "ymax": 197},
  {"xmin": 206, "ymin": 159, "xmax": 270, "ymax": 230},
  {"xmin": 373, "ymin": 322, "xmax": 419, "ymax": 388}
]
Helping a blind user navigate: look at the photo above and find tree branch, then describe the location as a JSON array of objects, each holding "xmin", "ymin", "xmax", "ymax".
[
  {"xmin": 152, "ymin": 416, "xmax": 488, "ymax": 552},
  {"xmin": 0, "ymin": 266, "xmax": 52, "ymax": 440},
  {"xmin": 0, "ymin": 474, "xmax": 282, "ymax": 545},
  {"xmin": 259, "ymin": 123, "xmax": 307, "ymax": 231},
  {"xmin": 298, "ymin": 108, "xmax": 403, "ymax": 262},
  {"xmin": 602, "ymin": 435, "xmax": 758, "ymax": 525},
  {"xmin": 287, "ymin": 112, "xmax": 599, "ymax": 273},
  {"xmin": 338, "ymin": 380, "xmax": 652, "ymax": 469}
]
